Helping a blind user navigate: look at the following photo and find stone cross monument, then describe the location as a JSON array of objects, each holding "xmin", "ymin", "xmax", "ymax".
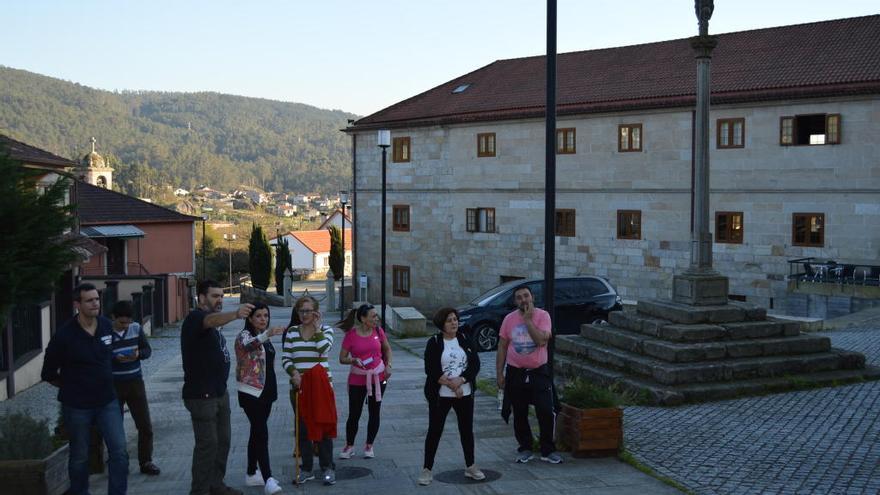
[{"xmin": 673, "ymin": 0, "xmax": 728, "ymax": 306}]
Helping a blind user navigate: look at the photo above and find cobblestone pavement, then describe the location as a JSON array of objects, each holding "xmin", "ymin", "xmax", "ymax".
[{"xmin": 625, "ymin": 325, "xmax": 880, "ymax": 495}]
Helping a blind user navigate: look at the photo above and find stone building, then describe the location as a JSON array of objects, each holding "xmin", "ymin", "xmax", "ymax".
[{"xmin": 344, "ymin": 15, "xmax": 880, "ymax": 317}]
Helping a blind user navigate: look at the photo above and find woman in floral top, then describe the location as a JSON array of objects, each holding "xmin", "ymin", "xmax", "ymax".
[{"xmin": 234, "ymin": 302, "xmax": 285, "ymax": 494}]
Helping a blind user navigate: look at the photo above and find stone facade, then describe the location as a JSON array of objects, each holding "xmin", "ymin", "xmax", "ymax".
[{"xmin": 351, "ymin": 96, "xmax": 880, "ymax": 316}]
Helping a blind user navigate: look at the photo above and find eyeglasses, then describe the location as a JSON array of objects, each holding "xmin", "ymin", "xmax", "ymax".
[{"xmin": 297, "ymin": 309, "xmax": 316, "ymax": 315}]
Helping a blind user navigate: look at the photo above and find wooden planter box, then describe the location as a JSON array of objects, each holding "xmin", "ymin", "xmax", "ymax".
[
  {"xmin": 557, "ymin": 403, "xmax": 623, "ymax": 457},
  {"xmin": 0, "ymin": 443, "xmax": 70, "ymax": 495}
]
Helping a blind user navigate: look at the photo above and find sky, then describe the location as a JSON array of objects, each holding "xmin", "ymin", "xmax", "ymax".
[{"xmin": 1, "ymin": 1, "xmax": 877, "ymax": 117}]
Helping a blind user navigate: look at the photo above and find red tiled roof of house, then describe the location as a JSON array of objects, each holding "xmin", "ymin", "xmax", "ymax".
[
  {"xmin": 76, "ymin": 181, "xmax": 201, "ymax": 225},
  {"xmin": 0, "ymin": 134, "xmax": 77, "ymax": 169},
  {"xmin": 291, "ymin": 229, "xmax": 352, "ymax": 254},
  {"xmin": 352, "ymin": 15, "xmax": 880, "ymax": 129}
]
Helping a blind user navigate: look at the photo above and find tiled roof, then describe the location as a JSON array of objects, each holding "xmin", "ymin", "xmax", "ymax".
[
  {"xmin": 352, "ymin": 15, "xmax": 880, "ymax": 129},
  {"xmin": 291, "ymin": 229, "xmax": 352, "ymax": 254},
  {"xmin": 317, "ymin": 210, "xmax": 353, "ymax": 230},
  {"xmin": 0, "ymin": 134, "xmax": 77, "ymax": 169},
  {"xmin": 75, "ymin": 181, "xmax": 201, "ymax": 225}
]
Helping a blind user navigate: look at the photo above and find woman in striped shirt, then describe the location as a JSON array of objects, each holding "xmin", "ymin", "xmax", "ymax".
[{"xmin": 281, "ymin": 296, "xmax": 337, "ymax": 486}]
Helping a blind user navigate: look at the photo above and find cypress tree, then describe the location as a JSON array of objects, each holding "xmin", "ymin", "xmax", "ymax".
[
  {"xmin": 328, "ymin": 225, "xmax": 343, "ymax": 281},
  {"xmin": 248, "ymin": 223, "xmax": 272, "ymax": 290},
  {"xmin": 274, "ymin": 237, "xmax": 292, "ymax": 295}
]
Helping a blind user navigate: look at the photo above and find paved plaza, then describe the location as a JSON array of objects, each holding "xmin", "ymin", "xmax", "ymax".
[{"xmin": 4, "ymin": 299, "xmax": 879, "ymax": 494}]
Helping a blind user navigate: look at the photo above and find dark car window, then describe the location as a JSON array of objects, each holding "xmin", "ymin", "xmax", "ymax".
[
  {"xmin": 555, "ymin": 280, "xmax": 580, "ymax": 304},
  {"xmin": 579, "ymin": 279, "xmax": 609, "ymax": 297}
]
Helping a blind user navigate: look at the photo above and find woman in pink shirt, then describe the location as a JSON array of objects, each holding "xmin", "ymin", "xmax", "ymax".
[{"xmin": 336, "ymin": 304, "xmax": 393, "ymax": 459}]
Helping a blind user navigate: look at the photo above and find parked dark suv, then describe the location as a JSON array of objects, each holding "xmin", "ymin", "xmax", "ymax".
[{"xmin": 457, "ymin": 276, "xmax": 623, "ymax": 352}]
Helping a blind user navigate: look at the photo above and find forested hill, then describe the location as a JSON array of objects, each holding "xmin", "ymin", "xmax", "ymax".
[{"xmin": 0, "ymin": 66, "xmax": 357, "ymax": 195}]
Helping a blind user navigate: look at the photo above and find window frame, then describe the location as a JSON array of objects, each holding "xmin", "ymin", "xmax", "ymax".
[
  {"xmin": 716, "ymin": 118, "xmax": 745, "ymax": 149},
  {"xmin": 477, "ymin": 132, "xmax": 496, "ymax": 158},
  {"xmin": 715, "ymin": 211, "xmax": 744, "ymax": 244},
  {"xmin": 779, "ymin": 114, "xmax": 841, "ymax": 146},
  {"xmin": 618, "ymin": 124, "xmax": 643, "ymax": 152},
  {"xmin": 556, "ymin": 128, "xmax": 576, "ymax": 154},
  {"xmin": 555, "ymin": 209, "xmax": 576, "ymax": 237},
  {"xmin": 792, "ymin": 213, "xmax": 825, "ymax": 247},
  {"xmin": 466, "ymin": 207, "xmax": 496, "ymax": 233},
  {"xmin": 616, "ymin": 210, "xmax": 642, "ymax": 240},
  {"xmin": 392, "ymin": 136, "xmax": 411, "ymax": 162},
  {"xmin": 392, "ymin": 204, "xmax": 410, "ymax": 232},
  {"xmin": 392, "ymin": 265, "xmax": 410, "ymax": 297}
]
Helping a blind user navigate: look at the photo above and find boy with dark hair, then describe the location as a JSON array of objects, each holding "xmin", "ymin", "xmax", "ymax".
[{"xmin": 110, "ymin": 299, "xmax": 160, "ymax": 476}]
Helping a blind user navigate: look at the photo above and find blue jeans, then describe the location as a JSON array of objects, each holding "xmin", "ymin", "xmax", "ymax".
[{"xmin": 63, "ymin": 400, "xmax": 129, "ymax": 495}]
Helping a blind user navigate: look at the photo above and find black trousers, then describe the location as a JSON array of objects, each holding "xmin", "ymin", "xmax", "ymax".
[
  {"xmin": 423, "ymin": 394, "xmax": 475, "ymax": 470},
  {"xmin": 507, "ymin": 366, "xmax": 556, "ymax": 456},
  {"xmin": 289, "ymin": 390, "xmax": 334, "ymax": 472},
  {"xmin": 239, "ymin": 393, "xmax": 273, "ymax": 481},
  {"xmin": 345, "ymin": 382, "xmax": 387, "ymax": 446},
  {"xmin": 114, "ymin": 378, "xmax": 154, "ymax": 465}
]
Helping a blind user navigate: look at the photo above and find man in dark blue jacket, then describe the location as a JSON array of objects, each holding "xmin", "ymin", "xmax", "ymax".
[{"xmin": 41, "ymin": 283, "xmax": 129, "ymax": 495}]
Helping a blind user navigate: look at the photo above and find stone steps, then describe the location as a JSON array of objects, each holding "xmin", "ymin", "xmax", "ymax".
[
  {"xmin": 580, "ymin": 324, "xmax": 832, "ymax": 363},
  {"xmin": 555, "ymin": 335, "xmax": 864, "ymax": 386},
  {"xmin": 554, "ymin": 354, "xmax": 880, "ymax": 406},
  {"xmin": 635, "ymin": 299, "xmax": 767, "ymax": 324},
  {"xmin": 608, "ymin": 311, "xmax": 801, "ymax": 342}
]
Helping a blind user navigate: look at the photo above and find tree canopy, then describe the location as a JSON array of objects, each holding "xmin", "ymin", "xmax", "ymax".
[
  {"xmin": 0, "ymin": 147, "xmax": 77, "ymax": 326},
  {"xmin": 0, "ymin": 66, "xmax": 357, "ymax": 196}
]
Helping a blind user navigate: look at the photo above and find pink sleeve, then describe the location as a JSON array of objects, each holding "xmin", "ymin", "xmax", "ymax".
[
  {"xmin": 537, "ymin": 311, "xmax": 552, "ymax": 333},
  {"xmin": 377, "ymin": 327, "xmax": 387, "ymax": 342},
  {"xmin": 499, "ymin": 314, "xmax": 512, "ymax": 340},
  {"xmin": 341, "ymin": 330, "xmax": 352, "ymax": 351}
]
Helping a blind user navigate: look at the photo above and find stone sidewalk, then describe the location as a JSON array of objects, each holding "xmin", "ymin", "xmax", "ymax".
[{"xmin": 86, "ymin": 299, "xmax": 679, "ymax": 494}]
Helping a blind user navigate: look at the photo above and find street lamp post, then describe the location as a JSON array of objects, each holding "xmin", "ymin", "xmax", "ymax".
[
  {"xmin": 201, "ymin": 214, "xmax": 208, "ymax": 280},
  {"xmin": 223, "ymin": 233, "xmax": 237, "ymax": 295},
  {"xmin": 339, "ymin": 190, "xmax": 349, "ymax": 312},
  {"xmin": 377, "ymin": 130, "xmax": 391, "ymax": 326}
]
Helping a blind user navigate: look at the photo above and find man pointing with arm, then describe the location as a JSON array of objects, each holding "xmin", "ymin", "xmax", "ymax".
[{"xmin": 182, "ymin": 279, "xmax": 254, "ymax": 495}]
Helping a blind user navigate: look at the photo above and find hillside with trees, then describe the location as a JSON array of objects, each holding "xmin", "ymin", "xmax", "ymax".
[{"xmin": 0, "ymin": 66, "xmax": 357, "ymax": 196}]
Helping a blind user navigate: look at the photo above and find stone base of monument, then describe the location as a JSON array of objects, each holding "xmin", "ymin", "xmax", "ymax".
[{"xmin": 555, "ymin": 299, "xmax": 880, "ymax": 406}]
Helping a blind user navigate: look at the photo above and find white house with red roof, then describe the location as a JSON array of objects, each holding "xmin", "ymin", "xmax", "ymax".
[
  {"xmin": 344, "ymin": 15, "xmax": 880, "ymax": 317},
  {"xmin": 272, "ymin": 229, "xmax": 352, "ymax": 277}
]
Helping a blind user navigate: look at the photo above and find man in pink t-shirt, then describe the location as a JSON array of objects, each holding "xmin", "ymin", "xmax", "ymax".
[{"xmin": 495, "ymin": 285, "xmax": 562, "ymax": 464}]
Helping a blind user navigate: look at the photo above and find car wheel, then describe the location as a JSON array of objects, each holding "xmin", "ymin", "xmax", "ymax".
[{"xmin": 473, "ymin": 323, "xmax": 498, "ymax": 352}]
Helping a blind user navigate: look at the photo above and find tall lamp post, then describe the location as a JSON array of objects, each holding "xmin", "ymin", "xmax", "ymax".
[
  {"xmin": 377, "ymin": 130, "xmax": 391, "ymax": 326},
  {"xmin": 223, "ymin": 233, "xmax": 236, "ymax": 295},
  {"xmin": 201, "ymin": 214, "xmax": 208, "ymax": 280},
  {"xmin": 339, "ymin": 190, "xmax": 349, "ymax": 312}
]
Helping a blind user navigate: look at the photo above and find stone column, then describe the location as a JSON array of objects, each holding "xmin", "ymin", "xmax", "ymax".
[
  {"xmin": 673, "ymin": 1, "xmax": 728, "ymax": 306},
  {"xmin": 325, "ymin": 270, "xmax": 336, "ymax": 313}
]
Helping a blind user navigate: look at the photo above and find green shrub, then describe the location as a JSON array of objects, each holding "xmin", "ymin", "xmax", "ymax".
[
  {"xmin": 0, "ymin": 412, "xmax": 55, "ymax": 460},
  {"xmin": 560, "ymin": 378, "xmax": 620, "ymax": 409}
]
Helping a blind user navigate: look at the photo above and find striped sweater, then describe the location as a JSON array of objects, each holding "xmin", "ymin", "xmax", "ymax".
[
  {"xmin": 281, "ymin": 324, "xmax": 334, "ymax": 381},
  {"xmin": 110, "ymin": 322, "xmax": 151, "ymax": 381}
]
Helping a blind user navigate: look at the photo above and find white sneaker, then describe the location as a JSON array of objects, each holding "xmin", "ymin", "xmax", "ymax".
[
  {"xmin": 339, "ymin": 445, "xmax": 355, "ymax": 459},
  {"xmin": 464, "ymin": 464, "xmax": 486, "ymax": 481},
  {"xmin": 264, "ymin": 477, "xmax": 282, "ymax": 494},
  {"xmin": 417, "ymin": 468, "xmax": 432, "ymax": 486},
  {"xmin": 245, "ymin": 469, "xmax": 264, "ymax": 486},
  {"xmin": 363, "ymin": 443, "xmax": 375, "ymax": 458}
]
